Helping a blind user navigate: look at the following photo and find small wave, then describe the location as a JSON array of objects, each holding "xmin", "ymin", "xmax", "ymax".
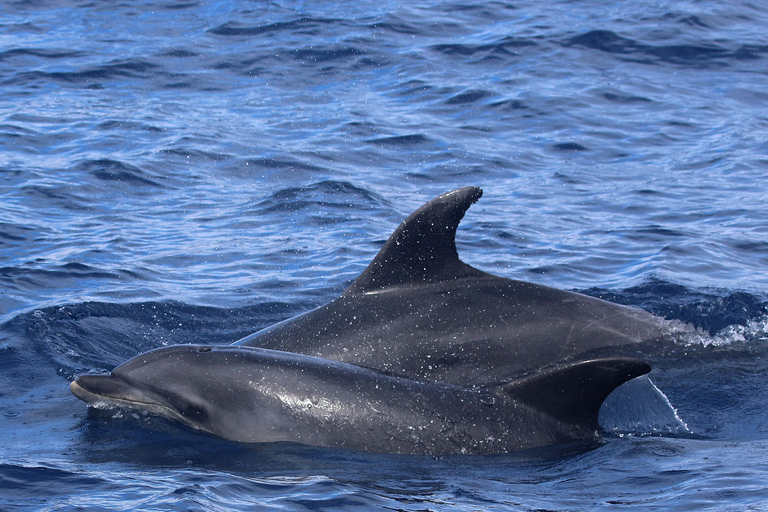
[
  {"xmin": 0, "ymin": 22, "xmax": 45, "ymax": 34},
  {"xmin": 208, "ymin": 18, "xmax": 342, "ymax": 37},
  {"xmin": 552, "ymin": 142, "xmax": 588, "ymax": 152},
  {"xmin": 366, "ymin": 134, "xmax": 431, "ymax": 146},
  {"xmin": 602, "ymin": 91, "xmax": 653, "ymax": 104},
  {"xmin": 19, "ymin": 183, "xmax": 91, "ymax": 211},
  {"xmin": 254, "ymin": 180, "xmax": 387, "ymax": 215},
  {"xmin": 6, "ymin": 113, "xmax": 74, "ymax": 124},
  {"xmin": 0, "ymin": 123, "xmax": 39, "ymax": 142},
  {"xmin": 157, "ymin": 48, "xmax": 200, "ymax": 58},
  {"xmin": 564, "ymin": 29, "xmax": 768, "ymax": 67},
  {"xmin": 584, "ymin": 279, "xmax": 768, "ymax": 336},
  {"xmin": 160, "ymin": 2, "xmax": 198, "ymax": 10},
  {"xmin": 370, "ymin": 19, "xmax": 422, "ymax": 36},
  {"xmin": 0, "ymin": 222, "xmax": 35, "ymax": 243},
  {"xmin": 73, "ymin": 159, "xmax": 166, "ymax": 189},
  {"xmin": 0, "ymin": 263, "xmax": 126, "ymax": 283},
  {"xmin": 445, "ymin": 89, "xmax": 493, "ymax": 105},
  {"xmin": 96, "ymin": 120, "xmax": 164, "ymax": 132},
  {"xmin": 430, "ymin": 37, "xmax": 537, "ymax": 58},
  {"xmin": 160, "ymin": 147, "xmax": 233, "ymax": 163},
  {"xmin": 289, "ymin": 47, "xmax": 367, "ymax": 64},
  {"xmin": 677, "ymin": 15, "xmax": 714, "ymax": 29},
  {"xmin": 0, "ymin": 463, "xmax": 107, "ymax": 499},
  {"xmin": 489, "ymin": 98, "xmax": 527, "ymax": 111},
  {"xmin": 390, "ymin": 79, "xmax": 433, "ymax": 97},
  {"xmin": 11, "ymin": 59, "xmax": 161, "ymax": 86},
  {"xmin": 242, "ymin": 157, "xmax": 328, "ymax": 176},
  {"xmin": 0, "ymin": 48, "xmax": 84, "ymax": 61},
  {"xmin": 0, "ymin": 300, "xmax": 301, "ymax": 379}
]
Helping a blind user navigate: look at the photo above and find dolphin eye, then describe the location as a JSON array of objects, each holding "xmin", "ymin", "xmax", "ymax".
[{"xmin": 179, "ymin": 402, "xmax": 208, "ymax": 421}]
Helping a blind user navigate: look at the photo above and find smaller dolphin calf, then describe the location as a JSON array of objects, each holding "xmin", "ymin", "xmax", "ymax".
[{"xmin": 71, "ymin": 345, "xmax": 649, "ymax": 455}]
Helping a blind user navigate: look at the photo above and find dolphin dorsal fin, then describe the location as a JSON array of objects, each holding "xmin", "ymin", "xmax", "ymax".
[
  {"xmin": 501, "ymin": 358, "xmax": 651, "ymax": 431},
  {"xmin": 345, "ymin": 187, "xmax": 486, "ymax": 294}
]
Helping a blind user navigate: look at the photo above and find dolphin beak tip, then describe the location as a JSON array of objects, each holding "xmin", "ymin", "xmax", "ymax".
[
  {"xmin": 70, "ymin": 373, "xmax": 121, "ymax": 404},
  {"xmin": 70, "ymin": 377, "xmax": 96, "ymax": 403}
]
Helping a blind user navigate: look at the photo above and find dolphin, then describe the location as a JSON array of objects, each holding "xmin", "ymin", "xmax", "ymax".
[
  {"xmin": 236, "ymin": 186, "xmax": 667, "ymax": 386},
  {"xmin": 70, "ymin": 344, "xmax": 650, "ymax": 455}
]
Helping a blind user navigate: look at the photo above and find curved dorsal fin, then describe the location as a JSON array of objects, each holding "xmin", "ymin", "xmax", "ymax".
[
  {"xmin": 345, "ymin": 186, "xmax": 486, "ymax": 294},
  {"xmin": 501, "ymin": 358, "xmax": 652, "ymax": 432}
]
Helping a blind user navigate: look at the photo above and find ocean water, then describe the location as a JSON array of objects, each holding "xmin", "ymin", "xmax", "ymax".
[{"xmin": 1, "ymin": 0, "xmax": 768, "ymax": 510}]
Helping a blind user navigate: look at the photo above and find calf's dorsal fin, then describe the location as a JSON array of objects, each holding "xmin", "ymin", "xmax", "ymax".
[
  {"xmin": 345, "ymin": 186, "xmax": 486, "ymax": 294},
  {"xmin": 501, "ymin": 358, "xmax": 652, "ymax": 432}
]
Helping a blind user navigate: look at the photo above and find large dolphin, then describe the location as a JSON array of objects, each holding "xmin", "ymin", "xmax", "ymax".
[
  {"xmin": 237, "ymin": 186, "xmax": 668, "ymax": 386},
  {"xmin": 71, "ymin": 345, "xmax": 650, "ymax": 455}
]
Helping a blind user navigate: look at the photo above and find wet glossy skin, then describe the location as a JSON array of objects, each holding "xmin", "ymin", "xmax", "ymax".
[
  {"xmin": 71, "ymin": 345, "xmax": 649, "ymax": 454},
  {"xmin": 236, "ymin": 187, "xmax": 667, "ymax": 385},
  {"xmin": 237, "ymin": 276, "xmax": 663, "ymax": 385}
]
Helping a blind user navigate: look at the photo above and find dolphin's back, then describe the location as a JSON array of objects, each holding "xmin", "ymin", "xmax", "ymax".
[
  {"xmin": 238, "ymin": 275, "xmax": 664, "ymax": 385},
  {"xmin": 237, "ymin": 187, "xmax": 666, "ymax": 384}
]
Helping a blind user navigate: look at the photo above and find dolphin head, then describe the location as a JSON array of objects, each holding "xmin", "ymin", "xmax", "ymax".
[{"xmin": 70, "ymin": 345, "xmax": 294, "ymax": 442}]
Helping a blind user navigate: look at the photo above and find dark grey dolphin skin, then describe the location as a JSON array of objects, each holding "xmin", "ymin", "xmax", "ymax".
[
  {"xmin": 71, "ymin": 345, "xmax": 650, "ymax": 454},
  {"xmin": 236, "ymin": 186, "xmax": 667, "ymax": 386}
]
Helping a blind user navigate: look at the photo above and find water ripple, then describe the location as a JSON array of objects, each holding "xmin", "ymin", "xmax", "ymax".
[{"xmin": 565, "ymin": 29, "xmax": 768, "ymax": 67}]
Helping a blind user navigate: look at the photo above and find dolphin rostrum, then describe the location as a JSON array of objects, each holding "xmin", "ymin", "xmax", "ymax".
[
  {"xmin": 71, "ymin": 345, "xmax": 650, "ymax": 455},
  {"xmin": 236, "ymin": 186, "xmax": 667, "ymax": 386}
]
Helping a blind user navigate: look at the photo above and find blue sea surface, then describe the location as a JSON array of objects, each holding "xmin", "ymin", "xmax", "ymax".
[{"xmin": 1, "ymin": 0, "xmax": 768, "ymax": 510}]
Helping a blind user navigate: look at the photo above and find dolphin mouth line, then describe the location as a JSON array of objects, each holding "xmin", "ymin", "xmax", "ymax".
[
  {"xmin": 70, "ymin": 380, "xmax": 161, "ymax": 410},
  {"xmin": 70, "ymin": 378, "xmax": 210, "ymax": 434},
  {"xmin": 70, "ymin": 376, "xmax": 179, "ymax": 417}
]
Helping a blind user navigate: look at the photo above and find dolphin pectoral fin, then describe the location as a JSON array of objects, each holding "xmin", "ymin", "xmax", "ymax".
[
  {"xmin": 345, "ymin": 186, "xmax": 487, "ymax": 294},
  {"xmin": 501, "ymin": 358, "xmax": 652, "ymax": 432}
]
